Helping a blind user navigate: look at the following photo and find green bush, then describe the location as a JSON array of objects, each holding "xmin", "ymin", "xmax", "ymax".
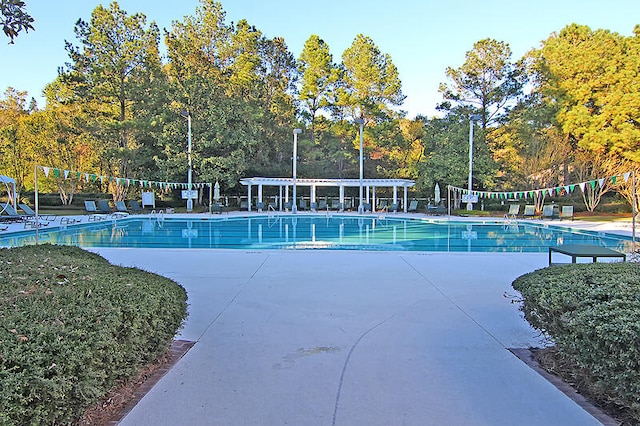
[
  {"xmin": 513, "ymin": 263, "xmax": 640, "ymax": 419},
  {"xmin": 0, "ymin": 245, "xmax": 188, "ymax": 425}
]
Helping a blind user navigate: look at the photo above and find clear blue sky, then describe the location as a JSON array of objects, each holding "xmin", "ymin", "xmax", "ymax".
[{"xmin": 1, "ymin": 0, "xmax": 637, "ymax": 118}]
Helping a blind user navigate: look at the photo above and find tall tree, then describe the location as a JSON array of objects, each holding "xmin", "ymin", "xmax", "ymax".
[
  {"xmin": 298, "ymin": 34, "xmax": 339, "ymax": 142},
  {"xmin": 439, "ymin": 38, "xmax": 523, "ymax": 127},
  {"xmin": 62, "ymin": 2, "xmax": 163, "ymax": 200},
  {"xmin": 532, "ymin": 23, "xmax": 640, "ymax": 211},
  {"xmin": 533, "ymin": 24, "xmax": 640, "ymax": 162},
  {"xmin": 0, "ymin": 87, "xmax": 32, "ymax": 199},
  {"xmin": 339, "ymin": 34, "xmax": 405, "ymax": 122}
]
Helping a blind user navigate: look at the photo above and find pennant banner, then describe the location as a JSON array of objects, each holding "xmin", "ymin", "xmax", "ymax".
[
  {"xmin": 448, "ymin": 172, "xmax": 631, "ymax": 200},
  {"xmin": 36, "ymin": 166, "xmax": 211, "ymax": 191}
]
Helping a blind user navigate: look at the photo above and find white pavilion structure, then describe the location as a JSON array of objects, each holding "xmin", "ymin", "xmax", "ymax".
[{"xmin": 239, "ymin": 177, "xmax": 415, "ymax": 213}]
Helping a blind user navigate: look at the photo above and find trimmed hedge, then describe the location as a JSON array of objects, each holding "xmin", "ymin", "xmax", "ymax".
[
  {"xmin": 0, "ymin": 245, "xmax": 188, "ymax": 425},
  {"xmin": 513, "ymin": 263, "xmax": 640, "ymax": 419}
]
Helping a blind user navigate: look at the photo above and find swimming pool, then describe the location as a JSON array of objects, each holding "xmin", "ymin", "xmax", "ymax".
[{"xmin": 0, "ymin": 214, "xmax": 633, "ymax": 253}]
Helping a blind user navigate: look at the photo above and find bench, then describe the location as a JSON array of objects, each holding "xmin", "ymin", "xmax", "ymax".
[{"xmin": 548, "ymin": 244, "xmax": 626, "ymax": 266}]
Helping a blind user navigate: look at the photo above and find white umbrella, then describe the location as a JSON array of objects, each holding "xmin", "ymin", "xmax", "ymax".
[
  {"xmin": 213, "ymin": 181, "xmax": 220, "ymax": 202},
  {"xmin": 434, "ymin": 183, "xmax": 441, "ymax": 204}
]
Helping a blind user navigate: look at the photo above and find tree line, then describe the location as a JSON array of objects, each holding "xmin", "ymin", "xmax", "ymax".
[{"xmin": 1, "ymin": 0, "xmax": 639, "ymax": 213}]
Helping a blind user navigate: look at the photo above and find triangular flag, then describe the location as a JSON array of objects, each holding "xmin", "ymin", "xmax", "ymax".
[
  {"xmin": 579, "ymin": 182, "xmax": 586, "ymax": 193},
  {"xmin": 624, "ymin": 172, "xmax": 631, "ymax": 182},
  {"xmin": 611, "ymin": 176, "xmax": 617, "ymax": 185},
  {"xmin": 53, "ymin": 169, "xmax": 60, "ymax": 178},
  {"xmin": 590, "ymin": 180, "xmax": 597, "ymax": 189},
  {"xmin": 42, "ymin": 166, "xmax": 50, "ymax": 177},
  {"xmin": 64, "ymin": 170, "xmax": 70, "ymax": 179},
  {"xmin": 598, "ymin": 178, "xmax": 605, "ymax": 187}
]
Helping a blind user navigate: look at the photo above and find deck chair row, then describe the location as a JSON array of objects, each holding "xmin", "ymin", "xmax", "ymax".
[{"xmin": 509, "ymin": 204, "xmax": 574, "ymax": 220}]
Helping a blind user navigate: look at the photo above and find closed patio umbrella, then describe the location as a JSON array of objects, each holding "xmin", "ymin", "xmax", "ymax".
[
  {"xmin": 213, "ymin": 181, "xmax": 220, "ymax": 202},
  {"xmin": 434, "ymin": 183, "xmax": 441, "ymax": 204}
]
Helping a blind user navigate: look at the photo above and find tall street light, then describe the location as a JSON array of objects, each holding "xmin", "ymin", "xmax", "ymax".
[
  {"xmin": 354, "ymin": 117, "xmax": 364, "ymax": 213},
  {"xmin": 292, "ymin": 128, "xmax": 302, "ymax": 214},
  {"xmin": 467, "ymin": 114, "xmax": 481, "ymax": 211},
  {"xmin": 180, "ymin": 110, "xmax": 193, "ymax": 212}
]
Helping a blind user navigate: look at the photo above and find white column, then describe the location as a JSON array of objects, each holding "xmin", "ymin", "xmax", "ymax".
[
  {"xmin": 247, "ymin": 184, "xmax": 252, "ymax": 211},
  {"xmin": 403, "ymin": 186, "xmax": 408, "ymax": 212},
  {"xmin": 258, "ymin": 184, "xmax": 263, "ymax": 211},
  {"xmin": 393, "ymin": 186, "xmax": 398, "ymax": 204},
  {"xmin": 372, "ymin": 187, "xmax": 376, "ymax": 212}
]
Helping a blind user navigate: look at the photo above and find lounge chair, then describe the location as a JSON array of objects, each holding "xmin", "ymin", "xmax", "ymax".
[
  {"xmin": 211, "ymin": 203, "xmax": 223, "ymax": 214},
  {"xmin": 507, "ymin": 204, "xmax": 520, "ymax": 217},
  {"xmin": 427, "ymin": 203, "xmax": 446, "ymax": 215},
  {"xmin": 310, "ymin": 202, "xmax": 317, "ymax": 212},
  {"xmin": 128, "ymin": 200, "xmax": 144, "ymax": 214},
  {"xmin": 407, "ymin": 199, "xmax": 418, "ymax": 212},
  {"xmin": 115, "ymin": 201, "xmax": 129, "ymax": 214},
  {"xmin": 18, "ymin": 203, "xmax": 56, "ymax": 221},
  {"xmin": 96, "ymin": 199, "xmax": 113, "ymax": 214},
  {"xmin": 389, "ymin": 203, "xmax": 399, "ymax": 213},
  {"xmin": 299, "ymin": 199, "xmax": 308, "ymax": 211},
  {"xmin": 318, "ymin": 200, "xmax": 327, "ymax": 210},
  {"xmin": 1, "ymin": 204, "xmax": 26, "ymax": 223},
  {"xmin": 523, "ymin": 205, "xmax": 537, "ymax": 219},
  {"xmin": 256, "ymin": 201, "xmax": 265, "ymax": 212},
  {"xmin": 542, "ymin": 205, "xmax": 558, "ymax": 220},
  {"xmin": 363, "ymin": 202, "xmax": 372, "ymax": 213},
  {"xmin": 84, "ymin": 200, "xmax": 107, "ymax": 221},
  {"xmin": 560, "ymin": 205, "xmax": 574, "ymax": 221}
]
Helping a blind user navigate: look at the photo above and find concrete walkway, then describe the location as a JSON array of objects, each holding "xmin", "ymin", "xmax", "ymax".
[{"xmin": 93, "ymin": 248, "xmax": 605, "ymax": 426}]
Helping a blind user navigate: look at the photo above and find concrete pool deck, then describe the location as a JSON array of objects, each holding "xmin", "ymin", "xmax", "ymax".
[
  {"xmin": 2, "ymin": 212, "xmax": 634, "ymax": 424},
  {"xmin": 92, "ymin": 248, "xmax": 608, "ymax": 426}
]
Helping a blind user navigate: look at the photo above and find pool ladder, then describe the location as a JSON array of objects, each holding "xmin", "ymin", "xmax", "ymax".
[
  {"xmin": 503, "ymin": 213, "xmax": 518, "ymax": 227},
  {"xmin": 150, "ymin": 209, "xmax": 165, "ymax": 226}
]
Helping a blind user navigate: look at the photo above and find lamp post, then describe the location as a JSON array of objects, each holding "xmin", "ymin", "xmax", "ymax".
[
  {"xmin": 292, "ymin": 128, "xmax": 302, "ymax": 214},
  {"xmin": 467, "ymin": 114, "xmax": 481, "ymax": 211},
  {"xmin": 180, "ymin": 110, "xmax": 193, "ymax": 212},
  {"xmin": 354, "ymin": 117, "xmax": 364, "ymax": 213}
]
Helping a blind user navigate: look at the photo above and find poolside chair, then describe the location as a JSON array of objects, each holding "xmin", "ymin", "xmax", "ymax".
[
  {"xmin": 363, "ymin": 202, "xmax": 372, "ymax": 213},
  {"xmin": 542, "ymin": 205, "xmax": 558, "ymax": 220},
  {"xmin": 299, "ymin": 199, "xmax": 308, "ymax": 211},
  {"xmin": 1, "ymin": 204, "xmax": 25, "ymax": 223},
  {"xmin": 560, "ymin": 205, "xmax": 574, "ymax": 221},
  {"xmin": 523, "ymin": 205, "xmax": 537, "ymax": 219},
  {"xmin": 84, "ymin": 200, "xmax": 107, "ymax": 221},
  {"xmin": 128, "ymin": 200, "xmax": 144, "ymax": 214},
  {"xmin": 331, "ymin": 199, "xmax": 341, "ymax": 210},
  {"xmin": 256, "ymin": 201, "xmax": 265, "ymax": 212},
  {"xmin": 389, "ymin": 202, "xmax": 399, "ymax": 213},
  {"xmin": 115, "ymin": 201, "xmax": 130, "ymax": 213},
  {"xmin": 407, "ymin": 199, "xmax": 418, "ymax": 213},
  {"xmin": 310, "ymin": 202, "xmax": 318, "ymax": 212},
  {"xmin": 507, "ymin": 204, "xmax": 520, "ymax": 217},
  {"xmin": 211, "ymin": 203, "xmax": 223, "ymax": 214},
  {"xmin": 18, "ymin": 203, "xmax": 56, "ymax": 221},
  {"xmin": 96, "ymin": 199, "xmax": 113, "ymax": 214},
  {"xmin": 318, "ymin": 199, "xmax": 327, "ymax": 210}
]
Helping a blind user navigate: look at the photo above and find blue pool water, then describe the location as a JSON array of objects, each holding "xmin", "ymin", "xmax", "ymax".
[{"xmin": 0, "ymin": 215, "xmax": 633, "ymax": 253}]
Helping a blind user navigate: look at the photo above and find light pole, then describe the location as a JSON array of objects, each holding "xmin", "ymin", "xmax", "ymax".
[
  {"xmin": 180, "ymin": 110, "xmax": 193, "ymax": 212},
  {"xmin": 467, "ymin": 114, "xmax": 481, "ymax": 211},
  {"xmin": 292, "ymin": 128, "xmax": 302, "ymax": 214},
  {"xmin": 354, "ymin": 117, "xmax": 364, "ymax": 213}
]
